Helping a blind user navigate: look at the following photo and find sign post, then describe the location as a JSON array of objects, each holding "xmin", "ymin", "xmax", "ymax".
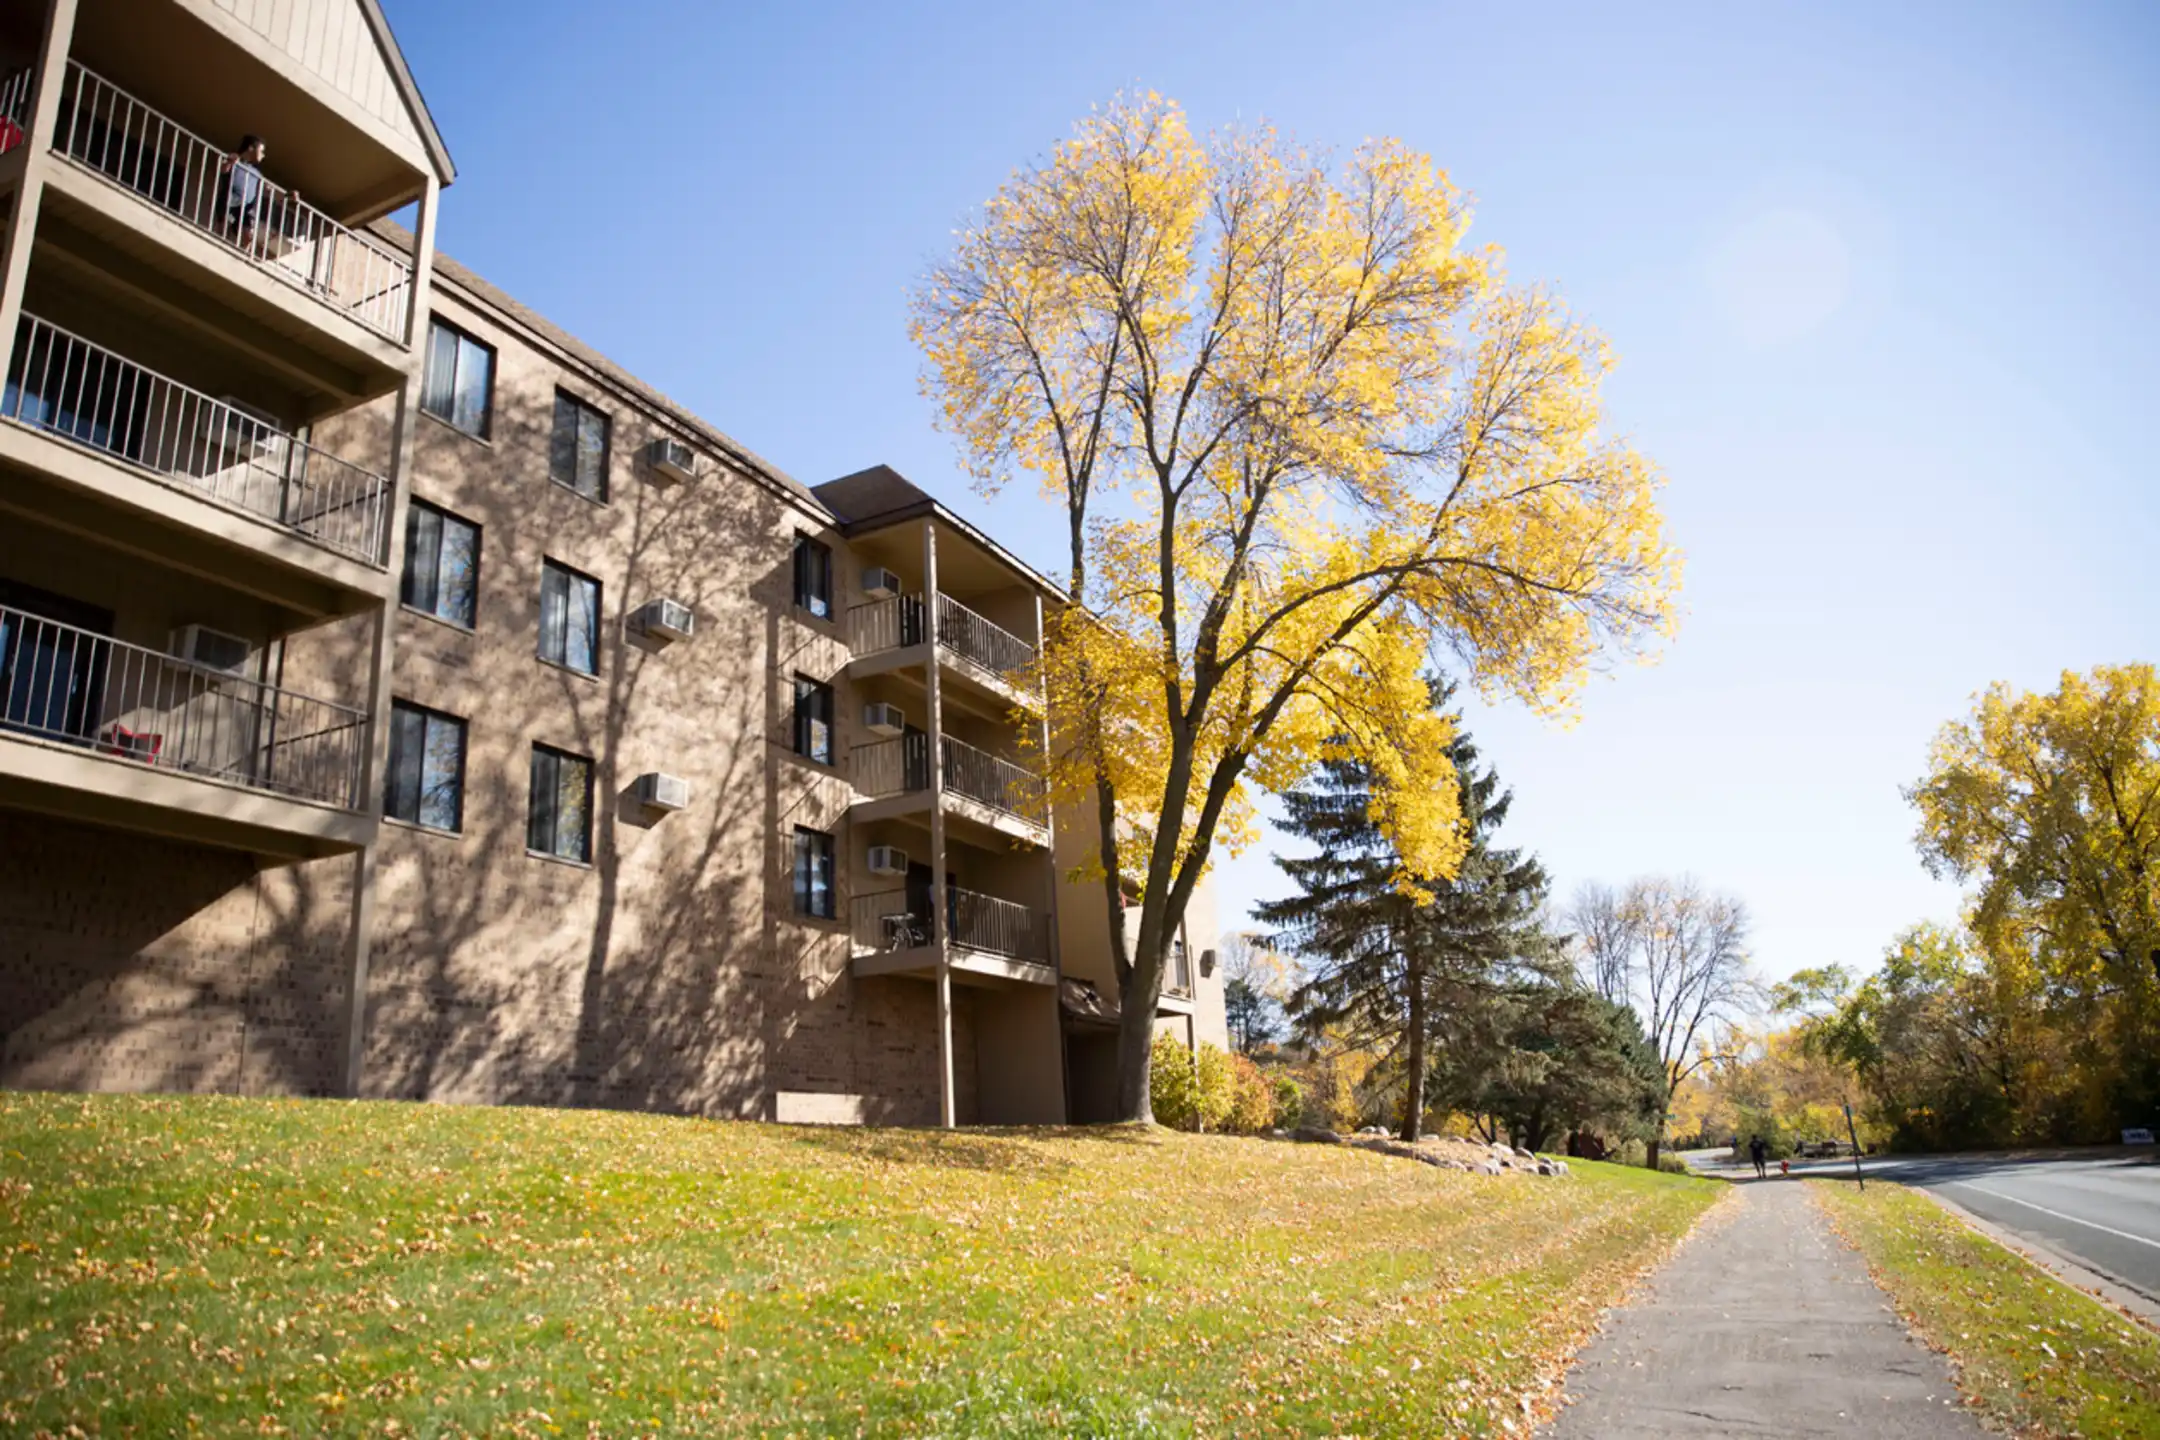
[{"xmin": 1844, "ymin": 1102, "xmax": 1865, "ymax": 1191}]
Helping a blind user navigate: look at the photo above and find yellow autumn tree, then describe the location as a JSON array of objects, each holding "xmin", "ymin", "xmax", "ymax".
[
  {"xmin": 913, "ymin": 95, "xmax": 1680, "ymax": 1121},
  {"xmin": 1908, "ymin": 663, "xmax": 2160, "ymax": 1129}
]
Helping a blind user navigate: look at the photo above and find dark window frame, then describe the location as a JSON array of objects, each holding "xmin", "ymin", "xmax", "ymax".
[
  {"xmin": 421, "ymin": 318, "xmax": 496, "ymax": 440},
  {"xmin": 793, "ymin": 826, "xmax": 836, "ymax": 919},
  {"xmin": 549, "ymin": 389, "xmax": 611, "ymax": 502},
  {"xmin": 793, "ymin": 674, "xmax": 834, "ymax": 765},
  {"xmin": 399, "ymin": 498, "xmax": 481, "ymax": 630},
  {"xmin": 384, "ymin": 699, "xmax": 468, "ymax": 833},
  {"xmin": 527, "ymin": 742, "xmax": 594, "ymax": 863},
  {"xmin": 538, "ymin": 557, "xmax": 602, "ymax": 675},
  {"xmin": 792, "ymin": 534, "xmax": 832, "ymax": 621}
]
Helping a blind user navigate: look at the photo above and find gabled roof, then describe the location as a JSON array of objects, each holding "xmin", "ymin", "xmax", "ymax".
[
  {"xmin": 813, "ymin": 465, "xmax": 1068, "ymax": 602},
  {"xmin": 357, "ymin": 0, "xmax": 455, "ymax": 184}
]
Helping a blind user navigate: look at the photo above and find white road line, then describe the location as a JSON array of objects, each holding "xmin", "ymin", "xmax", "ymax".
[{"xmin": 1951, "ymin": 1181, "xmax": 2160, "ymax": 1252}]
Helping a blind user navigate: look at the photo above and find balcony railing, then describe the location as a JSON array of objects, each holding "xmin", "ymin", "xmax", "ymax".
[
  {"xmin": 0, "ymin": 603, "xmax": 368, "ymax": 810},
  {"xmin": 31, "ymin": 63, "xmax": 414, "ymax": 342},
  {"xmin": 850, "ymin": 885, "xmax": 1047, "ymax": 963},
  {"xmin": 939, "ymin": 734, "xmax": 1046, "ymax": 825},
  {"xmin": 3, "ymin": 314, "xmax": 392, "ymax": 565},
  {"xmin": 850, "ymin": 732, "xmax": 1045, "ymax": 828},
  {"xmin": 847, "ymin": 591, "xmax": 1039, "ymax": 688}
]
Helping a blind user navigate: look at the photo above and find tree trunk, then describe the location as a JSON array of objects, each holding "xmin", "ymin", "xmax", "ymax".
[
  {"xmin": 1112, "ymin": 938, "xmax": 1164, "ymax": 1123},
  {"xmin": 1400, "ymin": 946, "xmax": 1427, "ymax": 1142},
  {"xmin": 1646, "ymin": 1136, "xmax": 1662, "ymax": 1171}
]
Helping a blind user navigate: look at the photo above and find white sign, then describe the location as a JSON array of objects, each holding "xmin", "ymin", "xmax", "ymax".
[{"xmin": 2125, "ymin": 1128, "xmax": 2156, "ymax": 1145}]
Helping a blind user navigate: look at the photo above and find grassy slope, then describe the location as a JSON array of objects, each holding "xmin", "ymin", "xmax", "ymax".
[
  {"xmin": 1813, "ymin": 1181, "xmax": 2160, "ymax": 1440},
  {"xmin": 0, "ymin": 1093, "xmax": 1717, "ymax": 1438}
]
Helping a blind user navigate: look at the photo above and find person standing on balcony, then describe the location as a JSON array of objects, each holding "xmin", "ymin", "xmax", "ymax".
[{"xmin": 222, "ymin": 135, "xmax": 268, "ymax": 254}]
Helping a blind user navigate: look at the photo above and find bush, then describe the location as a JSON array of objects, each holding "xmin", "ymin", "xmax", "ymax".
[
  {"xmin": 1194, "ymin": 1044, "xmax": 1236, "ymax": 1132},
  {"xmin": 1225, "ymin": 1053, "xmax": 1275, "ymax": 1134},
  {"xmin": 1655, "ymin": 1150, "xmax": 1692, "ymax": 1174},
  {"xmin": 1150, "ymin": 1033, "xmax": 1200, "ymax": 1130},
  {"xmin": 1271, "ymin": 1075, "xmax": 1305, "ymax": 1130}
]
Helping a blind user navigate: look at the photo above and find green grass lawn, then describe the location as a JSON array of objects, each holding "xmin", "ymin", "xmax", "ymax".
[
  {"xmin": 1813, "ymin": 1180, "xmax": 2160, "ymax": 1440},
  {"xmin": 0, "ymin": 1092, "xmax": 1717, "ymax": 1438}
]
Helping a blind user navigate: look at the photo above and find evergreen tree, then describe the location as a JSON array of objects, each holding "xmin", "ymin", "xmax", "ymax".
[{"xmin": 1255, "ymin": 681, "xmax": 1552, "ymax": 1141}]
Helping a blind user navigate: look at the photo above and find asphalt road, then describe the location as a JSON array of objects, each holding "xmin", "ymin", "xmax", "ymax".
[{"xmin": 1782, "ymin": 1150, "xmax": 2160, "ymax": 1304}]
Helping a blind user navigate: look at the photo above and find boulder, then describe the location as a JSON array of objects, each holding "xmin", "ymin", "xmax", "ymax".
[
  {"xmin": 1513, "ymin": 1146, "xmax": 1536, "ymax": 1160},
  {"xmin": 1291, "ymin": 1126, "xmax": 1341, "ymax": 1145}
]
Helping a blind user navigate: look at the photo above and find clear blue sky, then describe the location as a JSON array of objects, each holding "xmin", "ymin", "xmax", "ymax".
[{"xmin": 383, "ymin": 0, "xmax": 2157, "ymax": 985}]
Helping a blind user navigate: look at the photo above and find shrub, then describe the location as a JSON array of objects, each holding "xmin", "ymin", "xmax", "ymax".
[
  {"xmin": 1272, "ymin": 1075, "xmax": 1305, "ymax": 1130},
  {"xmin": 1655, "ymin": 1150, "xmax": 1692, "ymax": 1175},
  {"xmin": 1194, "ymin": 1044, "xmax": 1236, "ymax": 1132},
  {"xmin": 1225, "ymin": 1053, "xmax": 1275, "ymax": 1134},
  {"xmin": 1150, "ymin": 1032, "xmax": 1200, "ymax": 1130}
]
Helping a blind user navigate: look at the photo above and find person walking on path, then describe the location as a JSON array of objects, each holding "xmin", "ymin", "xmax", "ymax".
[
  {"xmin": 1749, "ymin": 1133, "xmax": 1769, "ymax": 1179},
  {"xmin": 1543, "ymin": 1182, "xmax": 1983, "ymax": 1438}
]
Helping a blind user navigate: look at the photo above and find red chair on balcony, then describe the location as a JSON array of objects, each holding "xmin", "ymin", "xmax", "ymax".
[{"xmin": 99, "ymin": 724, "xmax": 163, "ymax": 764}]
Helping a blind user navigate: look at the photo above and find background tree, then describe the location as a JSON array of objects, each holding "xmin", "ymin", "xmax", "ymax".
[
  {"xmin": 1442, "ymin": 985, "xmax": 1666, "ymax": 1154},
  {"xmin": 1566, "ymin": 876, "xmax": 1755, "ymax": 1167},
  {"xmin": 1257, "ymin": 685, "xmax": 1551, "ymax": 1141},
  {"xmin": 1216, "ymin": 931, "xmax": 1289, "ymax": 1053},
  {"xmin": 915, "ymin": 94, "xmax": 1679, "ymax": 1122},
  {"xmin": 1908, "ymin": 663, "xmax": 2160, "ymax": 1127}
]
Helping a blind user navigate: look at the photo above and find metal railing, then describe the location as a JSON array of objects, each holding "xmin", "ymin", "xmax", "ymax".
[
  {"xmin": 847, "ymin": 591, "xmax": 1038, "ymax": 688},
  {"xmin": 852, "ymin": 733, "xmax": 930, "ymax": 800},
  {"xmin": 935, "ymin": 593, "xmax": 1036, "ymax": 680},
  {"xmin": 941, "ymin": 734, "xmax": 1047, "ymax": 825},
  {"xmin": 951, "ymin": 888, "xmax": 1046, "ymax": 962},
  {"xmin": 46, "ymin": 63, "xmax": 413, "ymax": 342},
  {"xmin": 848, "ymin": 884, "xmax": 1045, "ymax": 963},
  {"xmin": 0, "ymin": 68, "xmax": 30, "ymax": 155},
  {"xmin": 3, "ymin": 314, "xmax": 391, "ymax": 564},
  {"xmin": 0, "ymin": 604, "xmax": 367, "ymax": 809}
]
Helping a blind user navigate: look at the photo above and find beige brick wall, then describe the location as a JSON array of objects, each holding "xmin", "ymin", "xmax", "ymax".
[{"xmin": 0, "ymin": 811, "xmax": 351, "ymax": 1094}]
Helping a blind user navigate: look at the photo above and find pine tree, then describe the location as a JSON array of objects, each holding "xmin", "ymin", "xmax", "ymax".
[{"xmin": 1255, "ymin": 681, "xmax": 1553, "ymax": 1141}]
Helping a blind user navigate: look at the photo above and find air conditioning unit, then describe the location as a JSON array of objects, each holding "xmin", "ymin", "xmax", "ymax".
[
  {"xmin": 860, "ymin": 566, "xmax": 902, "ymax": 600},
  {"xmin": 634, "ymin": 772, "xmax": 691, "ymax": 812},
  {"xmin": 863, "ymin": 701, "xmax": 905, "ymax": 737},
  {"xmin": 646, "ymin": 437, "xmax": 697, "ymax": 484},
  {"xmin": 635, "ymin": 597, "xmax": 695, "ymax": 641},
  {"xmin": 867, "ymin": 844, "xmax": 909, "ymax": 876},
  {"xmin": 169, "ymin": 624, "xmax": 252, "ymax": 677}
]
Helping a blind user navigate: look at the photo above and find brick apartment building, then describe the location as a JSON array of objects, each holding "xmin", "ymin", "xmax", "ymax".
[{"xmin": 0, "ymin": 0, "xmax": 1225, "ymax": 1126}]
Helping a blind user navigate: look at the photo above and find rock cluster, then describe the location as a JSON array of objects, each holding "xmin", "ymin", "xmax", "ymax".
[{"xmin": 1274, "ymin": 1126, "xmax": 1568, "ymax": 1177}]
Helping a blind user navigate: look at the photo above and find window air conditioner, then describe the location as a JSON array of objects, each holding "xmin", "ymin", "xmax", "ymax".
[
  {"xmin": 634, "ymin": 772, "xmax": 691, "ymax": 812},
  {"xmin": 646, "ymin": 438, "xmax": 697, "ymax": 484},
  {"xmin": 635, "ymin": 597, "xmax": 695, "ymax": 641},
  {"xmin": 867, "ymin": 844, "xmax": 909, "ymax": 876},
  {"xmin": 169, "ymin": 624, "xmax": 252, "ymax": 677},
  {"xmin": 860, "ymin": 566, "xmax": 902, "ymax": 600},
  {"xmin": 863, "ymin": 702, "xmax": 905, "ymax": 737}
]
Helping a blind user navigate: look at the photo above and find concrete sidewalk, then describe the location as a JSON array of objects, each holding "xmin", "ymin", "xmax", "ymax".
[{"xmin": 1543, "ymin": 1181, "xmax": 1982, "ymax": 1437}]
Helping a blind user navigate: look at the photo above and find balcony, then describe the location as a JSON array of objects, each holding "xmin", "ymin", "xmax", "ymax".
[
  {"xmin": 0, "ymin": 602, "xmax": 373, "ymax": 856},
  {"xmin": 0, "ymin": 313, "xmax": 392, "ymax": 586},
  {"xmin": 850, "ymin": 884, "xmax": 1053, "ymax": 986},
  {"xmin": 851, "ymin": 732, "xmax": 1048, "ymax": 845},
  {"xmin": 847, "ymin": 591, "xmax": 1041, "ymax": 712},
  {"xmin": 6, "ymin": 63, "xmax": 416, "ymax": 345}
]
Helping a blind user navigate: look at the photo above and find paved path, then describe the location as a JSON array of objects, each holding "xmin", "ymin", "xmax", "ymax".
[{"xmin": 1544, "ymin": 1181, "xmax": 1982, "ymax": 1438}]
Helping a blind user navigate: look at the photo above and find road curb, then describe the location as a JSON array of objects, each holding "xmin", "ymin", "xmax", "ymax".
[{"xmin": 1919, "ymin": 1187, "xmax": 2160, "ymax": 1332}]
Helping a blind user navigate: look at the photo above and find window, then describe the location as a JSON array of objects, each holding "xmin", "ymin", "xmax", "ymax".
[
  {"xmin": 528, "ymin": 743, "xmax": 593, "ymax": 863},
  {"xmin": 793, "ymin": 675, "xmax": 833, "ymax": 764},
  {"xmin": 400, "ymin": 500, "xmax": 479, "ymax": 628},
  {"xmin": 792, "ymin": 534, "xmax": 832, "ymax": 620},
  {"xmin": 549, "ymin": 390, "xmax": 610, "ymax": 501},
  {"xmin": 384, "ymin": 701, "xmax": 466, "ymax": 832},
  {"xmin": 793, "ymin": 826, "xmax": 836, "ymax": 918},
  {"xmin": 421, "ymin": 319, "xmax": 494, "ymax": 439},
  {"xmin": 538, "ymin": 559, "xmax": 601, "ymax": 674}
]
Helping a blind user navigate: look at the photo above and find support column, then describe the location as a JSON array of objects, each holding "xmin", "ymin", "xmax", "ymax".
[
  {"xmin": 0, "ymin": 0, "xmax": 80, "ymax": 345},
  {"xmin": 923, "ymin": 519, "xmax": 954, "ymax": 1127},
  {"xmin": 342, "ymin": 174, "xmax": 440, "ymax": 1097},
  {"xmin": 1034, "ymin": 589, "xmax": 1069, "ymax": 1122}
]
